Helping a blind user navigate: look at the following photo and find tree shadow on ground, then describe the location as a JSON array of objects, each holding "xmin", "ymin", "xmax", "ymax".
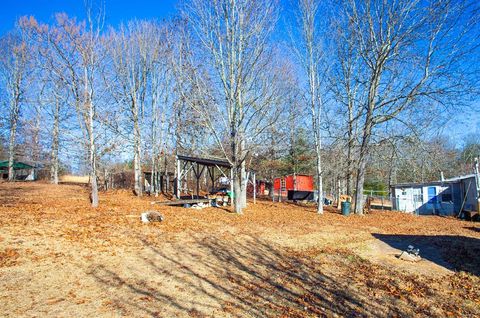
[
  {"xmin": 89, "ymin": 234, "xmax": 427, "ymax": 317},
  {"xmin": 281, "ymin": 200, "xmax": 321, "ymax": 212},
  {"xmin": 464, "ymin": 226, "xmax": 480, "ymax": 233},
  {"xmin": 372, "ymin": 233, "xmax": 480, "ymax": 276}
]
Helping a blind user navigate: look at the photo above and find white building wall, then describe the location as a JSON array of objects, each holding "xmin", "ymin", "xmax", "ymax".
[
  {"xmin": 25, "ymin": 168, "xmax": 35, "ymax": 181},
  {"xmin": 393, "ymin": 175, "xmax": 478, "ymax": 215},
  {"xmin": 394, "ymin": 184, "xmax": 456, "ymax": 215},
  {"xmin": 394, "ymin": 186, "xmax": 423, "ymax": 213}
]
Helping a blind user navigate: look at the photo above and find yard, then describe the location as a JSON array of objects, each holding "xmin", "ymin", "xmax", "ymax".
[{"xmin": 0, "ymin": 182, "xmax": 479, "ymax": 317}]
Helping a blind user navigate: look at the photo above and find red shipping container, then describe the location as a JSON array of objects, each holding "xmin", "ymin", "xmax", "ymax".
[
  {"xmin": 274, "ymin": 174, "xmax": 314, "ymax": 191},
  {"xmin": 273, "ymin": 174, "xmax": 314, "ymax": 201}
]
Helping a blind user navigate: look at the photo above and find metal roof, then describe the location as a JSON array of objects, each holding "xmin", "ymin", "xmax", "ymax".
[
  {"xmin": 443, "ymin": 174, "xmax": 476, "ymax": 182},
  {"xmin": 0, "ymin": 160, "xmax": 35, "ymax": 170},
  {"xmin": 392, "ymin": 174, "xmax": 476, "ymax": 188},
  {"xmin": 177, "ymin": 155, "xmax": 232, "ymax": 168}
]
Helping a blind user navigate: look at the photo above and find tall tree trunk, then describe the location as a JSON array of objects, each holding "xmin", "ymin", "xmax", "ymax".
[
  {"xmin": 133, "ymin": 103, "xmax": 142, "ymax": 196},
  {"xmin": 387, "ymin": 148, "xmax": 396, "ymax": 196},
  {"xmin": 32, "ymin": 108, "xmax": 41, "ymax": 162},
  {"xmin": 304, "ymin": 0, "xmax": 324, "ymax": 215},
  {"xmin": 8, "ymin": 93, "xmax": 20, "ymax": 181},
  {"xmin": 354, "ymin": 159, "xmax": 366, "ymax": 215},
  {"xmin": 7, "ymin": 112, "xmax": 17, "ymax": 181},
  {"xmin": 354, "ymin": 59, "xmax": 382, "ymax": 214},
  {"xmin": 310, "ymin": 73, "xmax": 323, "ymax": 214},
  {"xmin": 233, "ymin": 167, "xmax": 243, "ymax": 214},
  {"xmin": 150, "ymin": 99, "xmax": 157, "ymax": 196},
  {"xmin": 240, "ymin": 137, "xmax": 247, "ymax": 209},
  {"xmin": 288, "ymin": 101, "xmax": 297, "ymax": 174},
  {"xmin": 157, "ymin": 110, "xmax": 167, "ymax": 196},
  {"xmin": 314, "ymin": 132, "xmax": 324, "ymax": 214},
  {"xmin": 150, "ymin": 157, "xmax": 155, "ymax": 195},
  {"xmin": 353, "ymin": 120, "xmax": 373, "ymax": 215},
  {"xmin": 346, "ymin": 103, "xmax": 354, "ymax": 196},
  {"xmin": 88, "ymin": 99, "xmax": 99, "ymax": 208},
  {"xmin": 230, "ymin": 133, "xmax": 243, "ymax": 213},
  {"xmin": 240, "ymin": 165, "xmax": 247, "ymax": 209},
  {"xmin": 50, "ymin": 97, "xmax": 60, "ymax": 184},
  {"xmin": 84, "ymin": 63, "xmax": 99, "ymax": 207}
]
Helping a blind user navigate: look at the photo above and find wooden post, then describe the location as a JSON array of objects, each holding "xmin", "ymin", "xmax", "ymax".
[
  {"xmin": 337, "ymin": 180, "xmax": 341, "ymax": 210},
  {"xmin": 253, "ymin": 172, "xmax": 256, "ymax": 204},
  {"xmin": 210, "ymin": 167, "xmax": 215, "ymax": 192},
  {"xmin": 190, "ymin": 164, "xmax": 194, "ymax": 199},
  {"xmin": 195, "ymin": 163, "xmax": 200, "ymax": 198},
  {"xmin": 176, "ymin": 156, "xmax": 180, "ymax": 199}
]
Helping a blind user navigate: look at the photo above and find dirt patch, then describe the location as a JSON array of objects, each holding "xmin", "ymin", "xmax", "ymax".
[
  {"xmin": 0, "ymin": 248, "xmax": 20, "ymax": 267},
  {"xmin": 0, "ymin": 182, "xmax": 479, "ymax": 317},
  {"xmin": 356, "ymin": 238, "xmax": 453, "ymax": 277}
]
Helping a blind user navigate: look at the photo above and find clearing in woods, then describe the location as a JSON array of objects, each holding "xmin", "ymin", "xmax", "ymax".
[{"xmin": 0, "ymin": 182, "xmax": 479, "ymax": 317}]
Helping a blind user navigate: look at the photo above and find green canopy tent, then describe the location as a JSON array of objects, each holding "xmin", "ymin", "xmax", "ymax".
[{"xmin": 0, "ymin": 160, "xmax": 36, "ymax": 180}]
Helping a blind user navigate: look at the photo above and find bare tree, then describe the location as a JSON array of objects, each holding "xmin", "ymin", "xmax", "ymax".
[
  {"xmin": 330, "ymin": 13, "xmax": 364, "ymax": 197},
  {"xmin": 15, "ymin": 17, "xmax": 63, "ymax": 184},
  {"xmin": 108, "ymin": 21, "xmax": 157, "ymax": 196},
  {"xmin": 0, "ymin": 27, "xmax": 30, "ymax": 181},
  {"xmin": 148, "ymin": 29, "xmax": 164, "ymax": 197},
  {"xmin": 175, "ymin": 0, "xmax": 280, "ymax": 213},
  {"xmin": 294, "ymin": 0, "xmax": 327, "ymax": 214},
  {"xmin": 33, "ymin": 48, "xmax": 66, "ymax": 184},
  {"xmin": 35, "ymin": 7, "xmax": 105, "ymax": 206},
  {"xmin": 333, "ymin": 0, "xmax": 480, "ymax": 214},
  {"xmin": 150, "ymin": 27, "xmax": 173, "ymax": 197},
  {"xmin": 44, "ymin": 79, "xmax": 67, "ymax": 184}
]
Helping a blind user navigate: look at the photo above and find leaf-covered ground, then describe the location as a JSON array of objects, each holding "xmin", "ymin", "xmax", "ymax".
[{"xmin": 0, "ymin": 182, "xmax": 479, "ymax": 317}]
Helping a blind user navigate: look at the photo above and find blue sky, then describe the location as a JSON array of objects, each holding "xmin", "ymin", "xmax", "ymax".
[
  {"xmin": 2, "ymin": 0, "xmax": 478, "ymax": 147},
  {"xmin": 0, "ymin": 0, "xmax": 178, "ymax": 34}
]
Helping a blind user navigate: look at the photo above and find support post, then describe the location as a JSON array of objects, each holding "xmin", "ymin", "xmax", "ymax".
[
  {"xmin": 176, "ymin": 156, "xmax": 180, "ymax": 199},
  {"xmin": 196, "ymin": 163, "xmax": 200, "ymax": 198},
  {"xmin": 253, "ymin": 172, "xmax": 256, "ymax": 204},
  {"xmin": 210, "ymin": 167, "xmax": 215, "ymax": 193},
  {"xmin": 337, "ymin": 179, "xmax": 341, "ymax": 210}
]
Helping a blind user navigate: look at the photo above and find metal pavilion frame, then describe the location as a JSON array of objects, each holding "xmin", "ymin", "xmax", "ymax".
[{"xmin": 175, "ymin": 155, "xmax": 257, "ymax": 204}]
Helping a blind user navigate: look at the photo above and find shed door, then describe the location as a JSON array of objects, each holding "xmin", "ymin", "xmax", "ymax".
[{"xmin": 428, "ymin": 187, "xmax": 437, "ymax": 203}]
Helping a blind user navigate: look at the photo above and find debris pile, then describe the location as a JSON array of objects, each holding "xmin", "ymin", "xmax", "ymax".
[
  {"xmin": 191, "ymin": 202, "xmax": 209, "ymax": 209},
  {"xmin": 398, "ymin": 245, "xmax": 421, "ymax": 262}
]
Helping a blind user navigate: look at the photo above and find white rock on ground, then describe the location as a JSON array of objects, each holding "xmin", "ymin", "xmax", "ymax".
[
  {"xmin": 140, "ymin": 211, "xmax": 164, "ymax": 223},
  {"xmin": 398, "ymin": 251, "xmax": 422, "ymax": 262}
]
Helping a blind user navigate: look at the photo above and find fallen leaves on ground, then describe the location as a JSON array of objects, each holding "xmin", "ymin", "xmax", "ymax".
[{"xmin": 0, "ymin": 182, "xmax": 479, "ymax": 317}]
